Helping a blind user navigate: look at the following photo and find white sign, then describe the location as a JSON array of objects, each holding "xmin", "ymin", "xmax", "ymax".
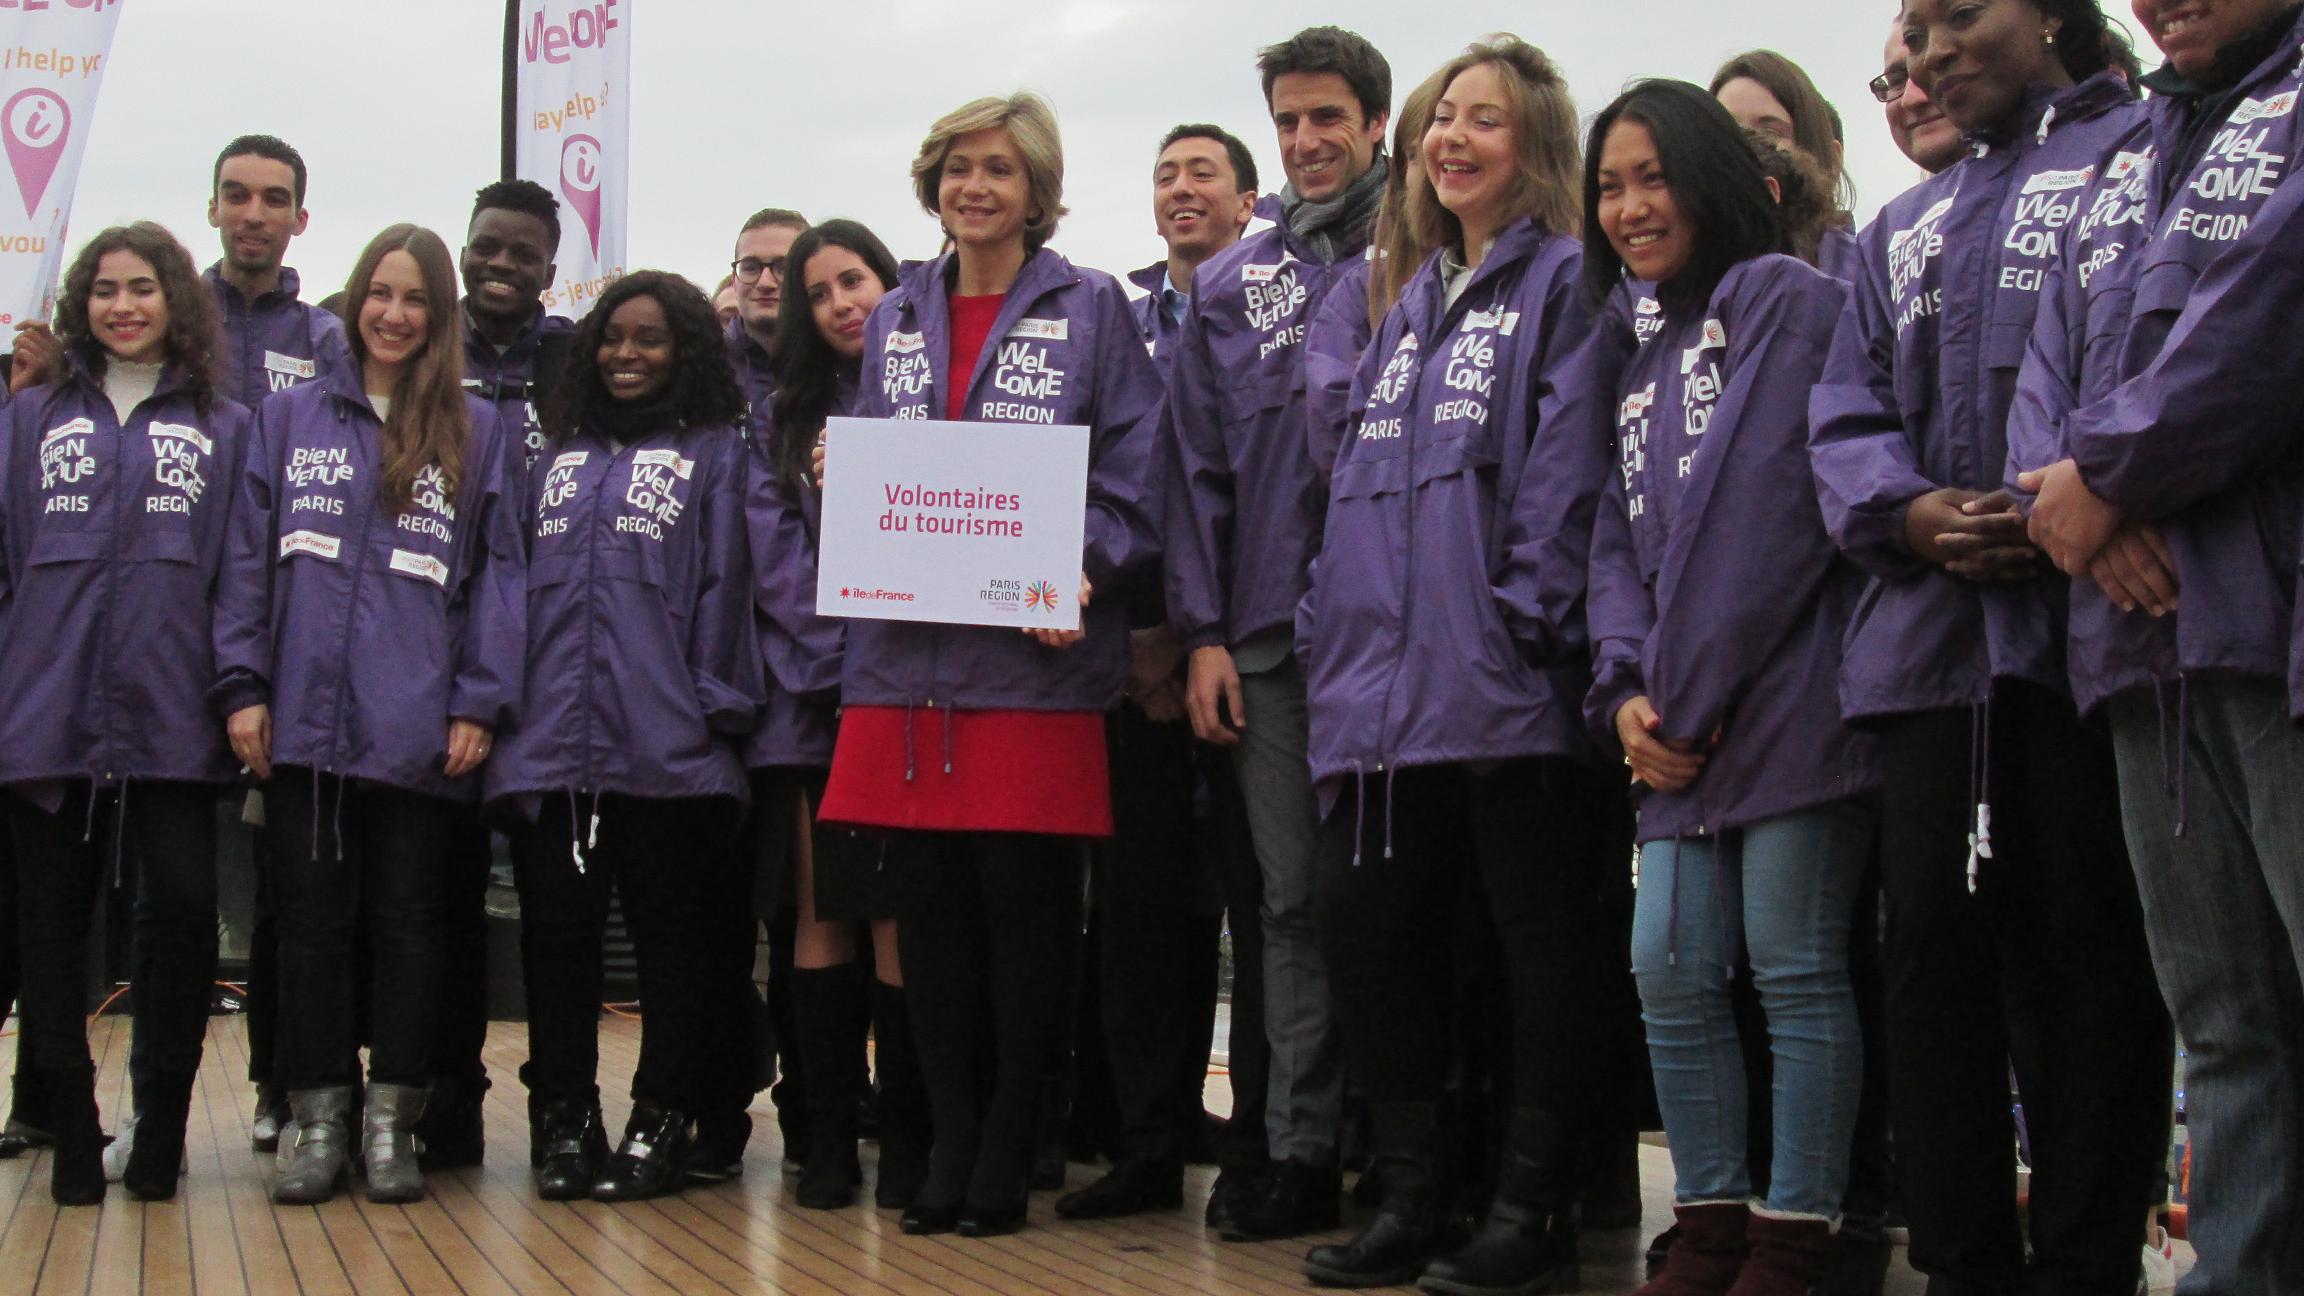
[
  {"xmin": 512, "ymin": 0, "xmax": 628, "ymax": 317},
  {"xmin": 0, "ymin": 2, "xmax": 121, "ymax": 351},
  {"xmin": 816, "ymin": 416, "xmax": 1090, "ymax": 631}
]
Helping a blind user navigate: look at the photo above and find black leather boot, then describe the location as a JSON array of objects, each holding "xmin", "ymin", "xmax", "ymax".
[
  {"xmin": 869, "ymin": 980, "xmax": 931, "ymax": 1210},
  {"xmin": 0, "ymin": 1068, "xmax": 53, "ymax": 1158},
  {"xmin": 416, "ymin": 1073, "xmax": 489, "ymax": 1170},
  {"xmin": 1419, "ymin": 1106, "xmax": 1581, "ymax": 1295},
  {"xmin": 533, "ymin": 1098, "xmax": 607, "ymax": 1201},
  {"xmin": 1302, "ymin": 1101, "xmax": 1457, "ymax": 1287},
  {"xmin": 792, "ymin": 964, "xmax": 867, "ymax": 1209},
  {"xmin": 123, "ymin": 1071, "xmax": 196, "ymax": 1201},
  {"xmin": 591, "ymin": 1102, "xmax": 692, "ymax": 1202},
  {"xmin": 43, "ymin": 1065, "xmax": 105, "ymax": 1206}
]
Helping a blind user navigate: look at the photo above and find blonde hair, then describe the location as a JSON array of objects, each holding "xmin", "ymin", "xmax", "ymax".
[
  {"xmin": 910, "ymin": 92, "xmax": 1069, "ymax": 252},
  {"xmin": 1409, "ymin": 35, "xmax": 1582, "ymax": 257},
  {"xmin": 1370, "ymin": 68, "xmax": 1448, "ymax": 331}
]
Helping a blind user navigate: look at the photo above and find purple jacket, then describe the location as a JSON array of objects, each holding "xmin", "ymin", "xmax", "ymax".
[
  {"xmin": 2010, "ymin": 10, "xmax": 2304, "ymax": 716},
  {"xmin": 488, "ymin": 419, "xmax": 762, "ymax": 807},
  {"xmin": 1809, "ymin": 72, "xmax": 2141, "ymax": 722},
  {"xmin": 1588, "ymin": 257, "xmax": 1877, "ymax": 841},
  {"xmin": 1127, "ymin": 262, "xmax": 1184, "ymax": 378},
  {"xmin": 842, "ymin": 247, "xmax": 1162, "ymax": 713},
  {"xmin": 204, "ymin": 265, "xmax": 351, "ymax": 410},
  {"xmin": 0, "ymin": 362, "xmax": 248, "ymax": 797},
  {"xmin": 1164, "ymin": 200, "xmax": 1370, "ymax": 652},
  {"xmin": 1304, "ymin": 255, "xmax": 1373, "ymax": 475},
  {"xmin": 464, "ymin": 307, "xmax": 577, "ymax": 472},
  {"xmin": 1818, "ymin": 224, "xmax": 1863, "ymax": 284},
  {"xmin": 743, "ymin": 367, "xmax": 851, "ymax": 769},
  {"xmin": 212, "ymin": 373, "xmax": 524, "ymax": 804},
  {"xmin": 725, "ymin": 318, "xmax": 777, "ymax": 439},
  {"xmin": 1299, "ymin": 218, "xmax": 1613, "ymax": 792}
]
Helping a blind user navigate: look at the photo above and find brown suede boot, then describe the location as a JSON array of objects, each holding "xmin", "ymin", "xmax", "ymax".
[
  {"xmin": 1725, "ymin": 1211, "xmax": 1834, "ymax": 1296},
  {"xmin": 1637, "ymin": 1202, "xmax": 1750, "ymax": 1296}
]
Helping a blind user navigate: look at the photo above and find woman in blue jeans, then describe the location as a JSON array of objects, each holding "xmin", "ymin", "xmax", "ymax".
[{"xmin": 1580, "ymin": 82, "xmax": 1879, "ymax": 1295}]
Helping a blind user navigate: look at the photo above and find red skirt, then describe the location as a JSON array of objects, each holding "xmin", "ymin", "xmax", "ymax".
[{"xmin": 818, "ymin": 706, "xmax": 1112, "ymax": 838}]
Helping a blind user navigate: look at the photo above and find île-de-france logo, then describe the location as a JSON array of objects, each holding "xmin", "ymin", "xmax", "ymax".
[{"xmin": 1023, "ymin": 580, "xmax": 1060, "ymax": 612}]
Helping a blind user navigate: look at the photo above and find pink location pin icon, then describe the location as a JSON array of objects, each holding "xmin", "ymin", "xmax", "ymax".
[
  {"xmin": 559, "ymin": 134, "xmax": 604, "ymax": 257},
  {"xmin": 3, "ymin": 88, "xmax": 70, "ymax": 219}
]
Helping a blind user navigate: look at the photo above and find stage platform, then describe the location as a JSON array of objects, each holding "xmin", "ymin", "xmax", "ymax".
[{"xmin": 0, "ymin": 1017, "xmax": 2158, "ymax": 1294}]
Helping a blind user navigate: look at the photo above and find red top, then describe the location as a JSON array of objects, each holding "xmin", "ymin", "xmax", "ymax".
[
  {"xmin": 946, "ymin": 293, "xmax": 1004, "ymax": 421},
  {"xmin": 818, "ymin": 288, "xmax": 1112, "ymax": 838}
]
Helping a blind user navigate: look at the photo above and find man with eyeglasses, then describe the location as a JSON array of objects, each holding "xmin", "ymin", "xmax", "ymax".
[
  {"xmin": 726, "ymin": 208, "xmax": 809, "ymax": 432},
  {"xmin": 1872, "ymin": 19, "xmax": 1964, "ymax": 176}
]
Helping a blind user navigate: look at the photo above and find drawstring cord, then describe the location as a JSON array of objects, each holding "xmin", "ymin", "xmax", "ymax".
[
  {"xmin": 81, "ymin": 780, "xmax": 99, "ymax": 843},
  {"xmin": 1382, "ymin": 766, "xmax": 1398, "ymax": 861},
  {"xmin": 309, "ymin": 766, "xmax": 322, "ymax": 862},
  {"xmin": 1711, "ymin": 831, "xmax": 1741, "ymax": 980},
  {"xmin": 941, "ymin": 705, "xmax": 954, "ymax": 776},
  {"xmin": 1964, "ymin": 698, "xmax": 1995, "ymax": 894},
  {"xmin": 1666, "ymin": 831, "xmax": 1685, "ymax": 967},
  {"xmin": 903, "ymin": 700, "xmax": 918, "ymax": 783},
  {"xmin": 2174, "ymin": 675, "xmax": 2190, "ymax": 839},
  {"xmin": 1351, "ymin": 763, "xmax": 1366, "ymax": 867},
  {"xmin": 111, "ymin": 781, "xmax": 130, "ymax": 888},
  {"xmin": 567, "ymin": 790, "xmax": 586, "ymax": 873},
  {"xmin": 330, "ymin": 773, "xmax": 348, "ymax": 862}
]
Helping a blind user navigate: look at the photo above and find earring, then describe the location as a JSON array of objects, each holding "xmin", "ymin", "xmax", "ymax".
[{"xmin": 2044, "ymin": 27, "xmax": 2056, "ymax": 44}]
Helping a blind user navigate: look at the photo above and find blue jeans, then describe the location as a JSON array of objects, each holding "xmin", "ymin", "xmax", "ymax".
[
  {"xmin": 1632, "ymin": 800, "xmax": 1872, "ymax": 1219},
  {"xmin": 2109, "ymin": 680, "xmax": 2304, "ymax": 1296}
]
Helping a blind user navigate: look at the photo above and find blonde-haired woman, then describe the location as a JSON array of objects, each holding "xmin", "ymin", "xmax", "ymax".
[
  {"xmin": 812, "ymin": 91, "xmax": 1160, "ymax": 1238},
  {"xmin": 1296, "ymin": 37, "xmax": 1632, "ymax": 1290}
]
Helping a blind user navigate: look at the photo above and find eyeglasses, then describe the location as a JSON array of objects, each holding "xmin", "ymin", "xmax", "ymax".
[
  {"xmin": 731, "ymin": 256, "xmax": 786, "ymax": 284},
  {"xmin": 1870, "ymin": 67, "xmax": 1911, "ymax": 104}
]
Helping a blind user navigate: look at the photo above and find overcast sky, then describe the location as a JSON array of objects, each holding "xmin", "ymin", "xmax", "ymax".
[{"xmin": 65, "ymin": 1, "xmax": 2142, "ymax": 308}]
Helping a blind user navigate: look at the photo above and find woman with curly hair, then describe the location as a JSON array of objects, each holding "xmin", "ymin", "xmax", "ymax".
[
  {"xmin": 487, "ymin": 270, "xmax": 765, "ymax": 1203},
  {"xmin": 214, "ymin": 223, "xmax": 524, "ymax": 1205},
  {"xmin": 0, "ymin": 222, "xmax": 244, "ymax": 1204}
]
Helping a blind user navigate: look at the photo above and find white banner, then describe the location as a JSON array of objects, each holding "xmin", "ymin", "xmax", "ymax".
[
  {"xmin": 511, "ymin": 0, "xmax": 627, "ymax": 317},
  {"xmin": 816, "ymin": 417, "xmax": 1091, "ymax": 632},
  {"xmin": 0, "ymin": 0, "xmax": 121, "ymax": 352}
]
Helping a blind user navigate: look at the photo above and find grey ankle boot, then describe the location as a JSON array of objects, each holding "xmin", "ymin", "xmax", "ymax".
[
  {"xmin": 361, "ymin": 1082, "xmax": 429, "ymax": 1203},
  {"xmin": 273, "ymin": 1086, "xmax": 355, "ymax": 1204}
]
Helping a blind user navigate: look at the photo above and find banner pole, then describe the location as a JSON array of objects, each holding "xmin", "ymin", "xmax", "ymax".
[{"xmin": 500, "ymin": 0, "xmax": 519, "ymax": 181}]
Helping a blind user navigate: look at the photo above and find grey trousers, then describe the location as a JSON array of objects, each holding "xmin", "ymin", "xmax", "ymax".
[
  {"xmin": 2109, "ymin": 678, "xmax": 2304, "ymax": 1296},
  {"xmin": 1233, "ymin": 657, "xmax": 1342, "ymax": 1165}
]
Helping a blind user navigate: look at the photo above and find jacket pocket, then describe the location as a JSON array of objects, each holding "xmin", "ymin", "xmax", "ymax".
[{"xmin": 26, "ymin": 527, "xmax": 109, "ymax": 567}]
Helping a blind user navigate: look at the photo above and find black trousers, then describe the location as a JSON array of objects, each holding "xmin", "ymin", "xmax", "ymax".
[
  {"xmin": 1877, "ymin": 682, "xmax": 2172, "ymax": 1294},
  {"xmin": 1089, "ymin": 707, "xmax": 1225, "ymax": 1163},
  {"xmin": 896, "ymin": 832, "xmax": 1085, "ymax": 1208},
  {"xmin": 1205, "ymin": 746, "xmax": 1271, "ymax": 1169},
  {"xmin": 244, "ymin": 816, "xmax": 279, "ymax": 1087},
  {"xmin": 267, "ymin": 772, "xmax": 454, "ymax": 1090},
  {"xmin": 6, "ymin": 783, "xmax": 218, "ymax": 1080},
  {"xmin": 1314, "ymin": 758, "xmax": 1634, "ymax": 1115},
  {"xmin": 430, "ymin": 811, "xmax": 496, "ymax": 1087},
  {"xmin": 516, "ymin": 793, "xmax": 740, "ymax": 1110}
]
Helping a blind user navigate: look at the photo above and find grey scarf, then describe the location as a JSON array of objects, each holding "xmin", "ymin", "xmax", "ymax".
[{"xmin": 1281, "ymin": 152, "xmax": 1389, "ymax": 265}]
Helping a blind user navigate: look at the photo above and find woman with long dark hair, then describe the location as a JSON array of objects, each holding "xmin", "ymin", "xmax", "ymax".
[
  {"xmin": 743, "ymin": 219, "xmax": 930, "ymax": 1211},
  {"xmin": 814, "ymin": 91, "xmax": 1160, "ymax": 1238},
  {"xmin": 1580, "ymin": 81, "xmax": 1875, "ymax": 1294},
  {"xmin": 0, "ymin": 223, "xmax": 244, "ymax": 1204},
  {"xmin": 214, "ymin": 223, "xmax": 523, "ymax": 1205},
  {"xmin": 488, "ymin": 270, "xmax": 763, "ymax": 1203},
  {"xmin": 1809, "ymin": 2, "xmax": 2170, "ymax": 1290},
  {"xmin": 1295, "ymin": 36, "xmax": 1634, "ymax": 1292}
]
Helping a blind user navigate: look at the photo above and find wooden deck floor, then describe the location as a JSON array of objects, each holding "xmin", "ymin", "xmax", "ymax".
[{"xmin": 0, "ymin": 1017, "xmax": 1958, "ymax": 1294}]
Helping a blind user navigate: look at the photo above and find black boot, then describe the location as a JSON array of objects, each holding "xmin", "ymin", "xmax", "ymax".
[
  {"xmin": 1030, "ymin": 1076, "xmax": 1072, "ymax": 1191},
  {"xmin": 1419, "ymin": 1106, "xmax": 1581, "ymax": 1295},
  {"xmin": 417, "ymin": 1074, "xmax": 490, "ymax": 1170},
  {"xmin": 1303, "ymin": 1101, "xmax": 1457, "ymax": 1288},
  {"xmin": 792, "ymin": 964, "xmax": 868, "ymax": 1209},
  {"xmin": 870, "ymin": 981, "xmax": 931, "ymax": 1210},
  {"xmin": 592, "ymin": 1102, "xmax": 693, "ymax": 1202},
  {"xmin": 43, "ymin": 1065, "xmax": 105, "ymax": 1206},
  {"xmin": 123, "ymin": 1071, "xmax": 197, "ymax": 1201},
  {"xmin": 532, "ymin": 1098, "xmax": 607, "ymax": 1202},
  {"xmin": 0, "ymin": 1069, "xmax": 53, "ymax": 1158}
]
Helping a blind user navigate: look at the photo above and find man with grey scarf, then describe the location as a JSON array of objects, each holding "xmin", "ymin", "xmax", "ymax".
[{"xmin": 1160, "ymin": 24, "xmax": 1390, "ymax": 1245}]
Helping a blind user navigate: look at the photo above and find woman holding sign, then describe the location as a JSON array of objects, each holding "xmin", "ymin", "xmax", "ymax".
[
  {"xmin": 0, "ymin": 223, "xmax": 246, "ymax": 1205},
  {"xmin": 487, "ymin": 270, "xmax": 764, "ymax": 1203},
  {"xmin": 814, "ymin": 92, "xmax": 1160, "ymax": 1238},
  {"xmin": 745, "ymin": 219, "xmax": 934, "ymax": 1212},
  {"xmin": 213, "ymin": 224, "xmax": 524, "ymax": 1205}
]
